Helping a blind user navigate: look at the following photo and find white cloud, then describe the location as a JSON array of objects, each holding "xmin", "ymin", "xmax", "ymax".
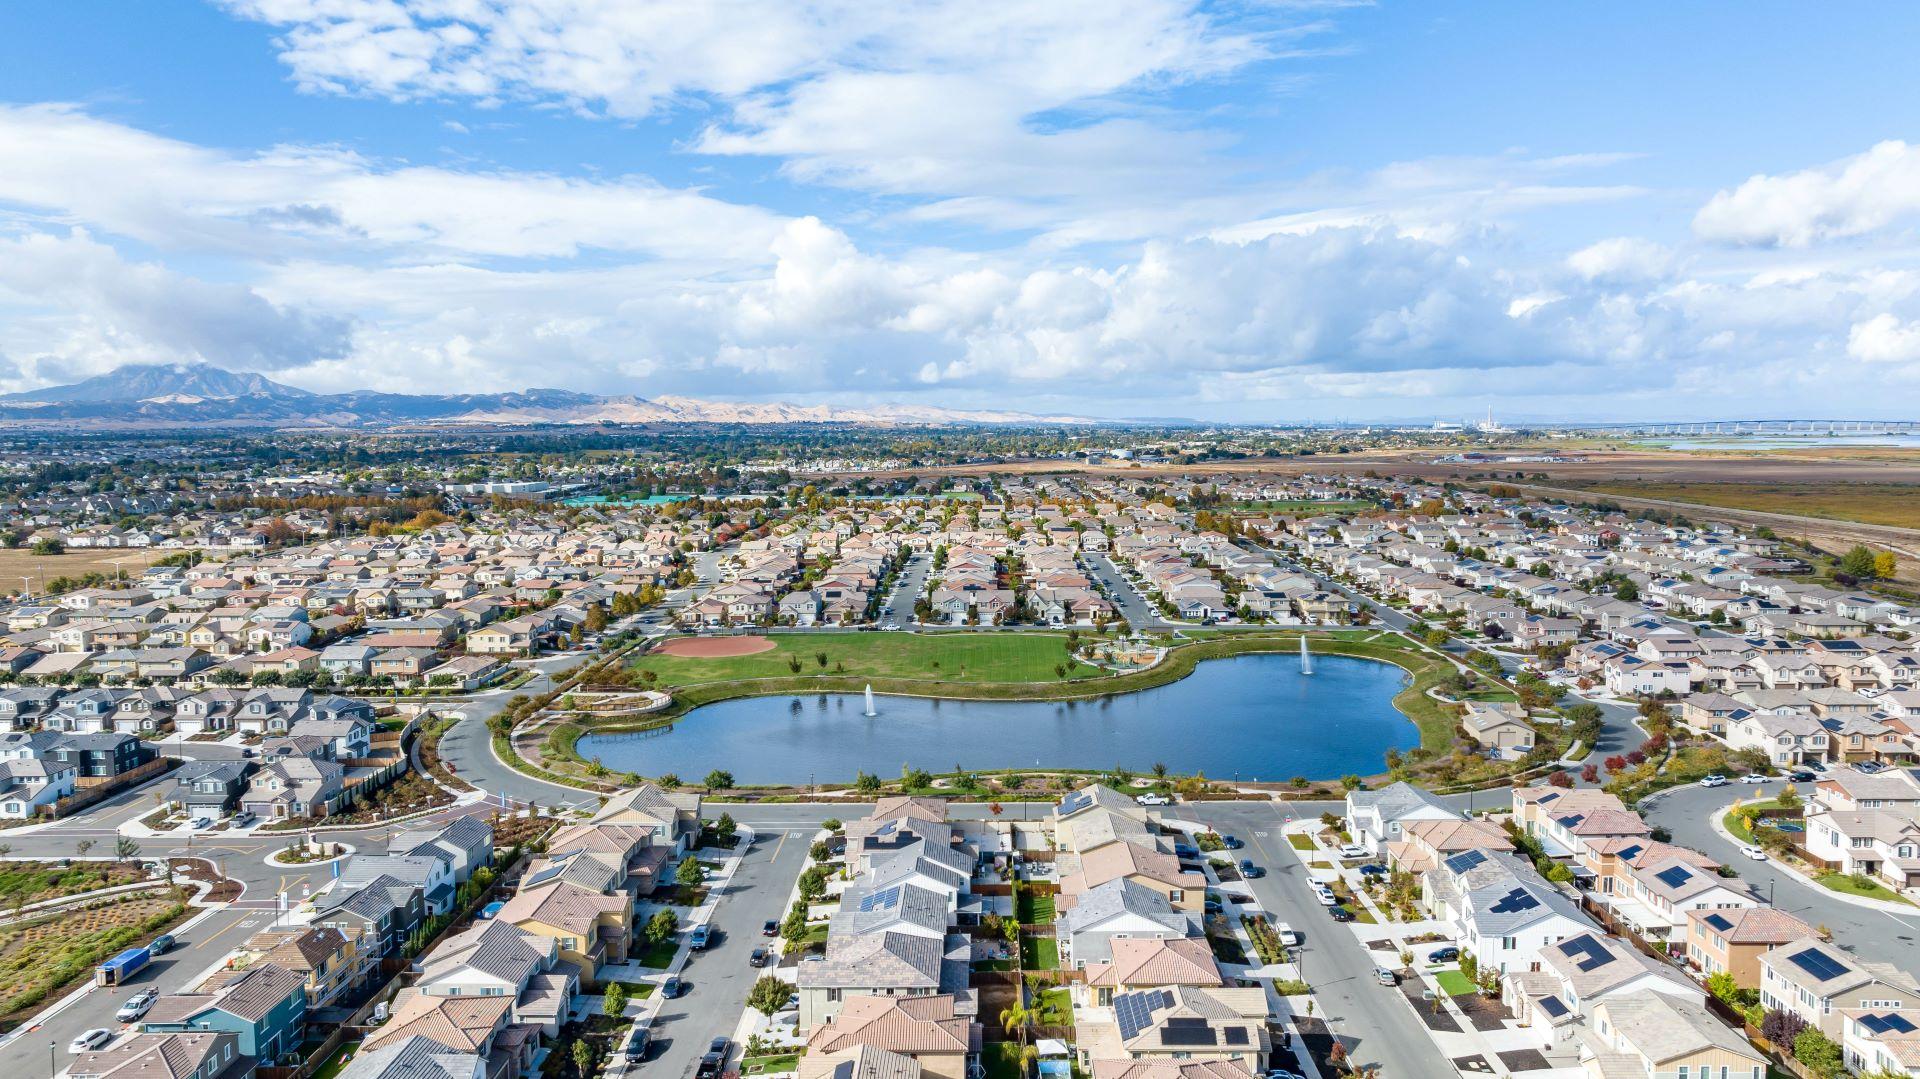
[
  {"xmin": 1694, "ymin": 139, "xmax": 1920, "ymax": 247},
  {"xmin": 1848, "ymin": 312, "xmax": 1920, "ymax": 364},
  {"xmin": 0, "ymin": 230, "xmax": 352, "ymax": 381},
  {"xmin": 1566, "ymin": 237, "xmax": 1673, "ymax": 282},
  {"xmin": 0, "ymin": 103, "xmax": 786, "ymax": 262}
]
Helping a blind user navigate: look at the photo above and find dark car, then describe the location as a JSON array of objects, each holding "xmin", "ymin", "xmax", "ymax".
[
  {"xmin": 150, "ymin": 934, "xmax": 176, "ymax": 954},
  {"xmin": 1357, "ymin": 863, "xmax": 1388, "ymax": 877},
  {"xmin": 660, "ymin": 977, "xmax": 682, "ymax": 998},
  {"xmin": 1428, "ymin": 945, "xmax": 1460, "ymax": 962},
  {"xmin": 1239, "ymin": 859, "xmax": 1265, "ymax": 879},
  {"xmin": 697, "ymin": 1053, "xmax": 723, "ymax": 1079},
  {"xmin": 624, "ymin": 1027, "xmax": 652, "ymax": 1062},
  {"xmin": 710, "ymin": 1038, "xmax": 730, "ymax": 1057},
  {"xmin": 1221, "ymin": 835, "xmax": 1244, "ymax": 850},
  {"xmin": 763, "ymin": 920, "xmax": 780, "ymax": 937},
  {"xmin": 749, "ymin": 947, "xmax": 769, "ymax": 967},
  {"xmin": 1789, "ymin": 770, "xmax": 1816, "ymax": 783},
  {"xmin": 1327, "ymin": 906, "xmax": 1355, "ymax": 923}
]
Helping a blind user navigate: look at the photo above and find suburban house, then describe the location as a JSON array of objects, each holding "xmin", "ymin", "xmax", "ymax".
[{"xmin": 140, "ymin": 962, "xmax": 310, "ymax": 1066}]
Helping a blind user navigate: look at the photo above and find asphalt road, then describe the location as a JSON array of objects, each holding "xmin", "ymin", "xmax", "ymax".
[
  {"xmin": 1080, "ymin": 551, "xmax": 1171, "ymax": 630},
  {"xmin": 880, "ymin": 553, "xmax": 931, "ymax": 626},
  {"xmin": 1644, "ymin": 781, "xmax": 1920, "ymax": 973},
  {"xmin": 644, "ymin": 828, "xmax": 813, "ymax": 1079},
  {"xmin": 0, "ymin": 903, "xmax": 262, "ymax": 1070}
]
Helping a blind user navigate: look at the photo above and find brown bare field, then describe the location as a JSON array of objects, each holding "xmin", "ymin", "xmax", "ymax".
[
  {"xmin": 653, "ymin": 635, "xmax": 776, "ymax": 657},
  {"xmin": 0, "ymin": 547, "xmax": 173, "ymax": 593},
  {"xmin": 1569, "ymin": 481, "xmax": 1920, "ymax": 532}
]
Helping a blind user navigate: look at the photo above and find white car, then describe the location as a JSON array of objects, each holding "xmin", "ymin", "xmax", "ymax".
[
  {"xmin": 1336, "ymin": 844, "xmax": 1370, "ymax": 860},
  {"xmin": 1310, "ymin": 883, "xmax": 1337, "ymax": 906},
  {"xmin": 1134, "ymin": 793, "xmax": 1171, "ymax": 806},
  {"xmin": 116, "ymin": 988, "xmax": 159, "ymax": 1022},
  {"xmin": 1739, "ymin": 773, "xmax": 1771, "ymax": 784},
  {"xmin": 70, "ymin": 1029, "xmax": 113, "ymax": 1054},
  {"xmin": 1699, "ymin": 774, "xmax": 1729, "ymax": 787},
  {"xmin": 1740, "ymin": 844, "xmax": 1768, "ymax": 861},
  {"xmin": 1273, "ymin": 922, "xmax": 1300, "ymax": 947}
]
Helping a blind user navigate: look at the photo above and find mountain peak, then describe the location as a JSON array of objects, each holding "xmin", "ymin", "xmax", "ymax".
[{"xmin": 0, "ymin": 362, "xmax": 312, "ymax": 404}]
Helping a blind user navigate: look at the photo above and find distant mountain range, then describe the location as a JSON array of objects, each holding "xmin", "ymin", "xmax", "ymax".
[{"xmin": 0, "ymin": 362, "xmax": 1102, "ymax": 429}]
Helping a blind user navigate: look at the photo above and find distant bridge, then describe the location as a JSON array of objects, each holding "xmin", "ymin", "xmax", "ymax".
[{"xmin": 1590, "ymin": 419, "xmax": 1920, "ymax": 436}]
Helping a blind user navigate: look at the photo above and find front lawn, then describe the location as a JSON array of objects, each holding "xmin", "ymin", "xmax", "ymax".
[
  {"xmin": 1288, "ymin": 834, "xmax": 1317, "ymax": 851},
  {"xmin": 1433, "ymin": 969, "xmax": 1478, "ymax": 997},
  {"xmin": 1817, "ymin": 872, "xmax": 1912, "ymax": 905},
  {"xmin": 741, "ymin": 1054, "xmax": 802, "ymax": 1075},
  {"xmin": 632, "ymin": 938, "xmax": 678, "ymax": 968}
]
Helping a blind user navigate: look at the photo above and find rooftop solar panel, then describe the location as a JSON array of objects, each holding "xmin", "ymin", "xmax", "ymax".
[
  {"xmin": 857, "ymin": 885, "xmax": 904, "ymax": 912},
  {"xmin": 1862, "ymin": 1012, "xmax": 1918, "ymax": 1035},
  {"xmin": 1489, "ymin": 887, "xmax": 1540, "ymax": 915},
  {"xmin": 1161, "ymin": 1018, "xmax": 1216, "ymax": 1046},
  {"xmin": 1557, "ymin": 934, "xmax": 1614, "ymax": 972},
  {"xmin": 1222, "ymin": 1028, "xmax": 1249, "ymax": 1046},
  {"xmin": 1539, "ymin": 995, "xmax": 1569, "ymax": 1018},
  {"xmin": 1443, "ymin": 850, "xmax": 1488, "ymax": 874},
  {"xmin": 1654, "ymin": 865, "xmax": 1694, "ymax": 888},
  {"xmin": 1704, "ymin": 913, "xmax": 1733, "ymax": 932},
  {"xmin": 1787, "ymin": 947, "xmax": 1849, "ymax": 983}
]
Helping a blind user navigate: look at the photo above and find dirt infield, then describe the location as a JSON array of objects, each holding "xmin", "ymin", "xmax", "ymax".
[{"xmin": 653, "ymin": 635, "xmax": 776, "ymax": 658}]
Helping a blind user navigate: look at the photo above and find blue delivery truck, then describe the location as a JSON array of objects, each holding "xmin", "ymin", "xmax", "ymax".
[{"xmin": 96, "ymin": 946, "xmax": 151, "ymax": 986}]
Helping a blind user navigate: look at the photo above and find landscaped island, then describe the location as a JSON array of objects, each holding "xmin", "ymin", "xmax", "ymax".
[{"xmin": 519, "ymin": 630, "xmax": 1556, "ymax": 795}]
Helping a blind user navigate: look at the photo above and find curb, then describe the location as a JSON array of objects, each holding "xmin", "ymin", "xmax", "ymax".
[{"xmin": 1704, "ymin": 800, "xmax": 1916, "ymax": 915}]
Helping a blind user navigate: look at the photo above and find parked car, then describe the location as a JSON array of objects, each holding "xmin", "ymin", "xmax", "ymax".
[
  {"xmin": 1374, "ymin": 967, "xmax": 1399, "ymax": 986},
  {"xmin": 69, "ymin": 1030, "xmax": 113, "ymax": 1055},
  {"xmin": 697, "ymin": 1052, "xmax": 724, "ymax": 1079},
  {"xmin": 1312, "ymin": 887, "xmax": 1337, "ymax": 907},
  {"xmin": 762, "ymin": 920, "xmax": 779, "ymax": 937},
  {"xmin": 1135, "ymin": 793, "xmax": 1171, "ymax": 806},
  {"xmin": 1327, "ymin": 906, "xmax": 1355, "ymax": 923},
  {"xmin": 1263, "ymin": 1071, "xmax": 1305, "ymax": 1079},
  {"xmin": 1203, "ymin": 898, "xmax": 1224, "ymax": 915},
  {"xmin": 1740, "ymin": 844, "xmax": 1768, "ymax": 861},
  {"xmin": 1357, "ymin": 863, "xmax": 1388, "ymax": 877},
  {"xmin": 1857, "ymin": 762, "xmax": 1888, "ymax": 774},
  {"xmin": 710, "ymin": 1038, "xmax": 730, "ymax": 1056},
  {"xmin": 1239, "ymin": 859, "xmax": 1265, "ymax": 879},
  {"xmin": 1789, "ymin": 770, "xmax": 1817, "ymax": 783},
  {"xmin": 1273, "ymin": 923, "xmax": 1299, "ymax": 947},
  {"xmin": 688, "ymin": 925, "xmax": 711, "ymax": 950},
  {"xmin": 749, "ymin": 947, "xmax": 769, "ymax": 967},
  {"xmin": 116, "ymin": 989, "xmax": 159, "ymax": 1022},
  {"xmin": 149, "ymin": 934, "xmax": 175, "ymax": 955},
  {"xmin": 1428, "ymin": 946, "xmax": 1460, "ymax": 962},
  {"xmin": 1336, "ymin": 844, "xmax": 1370, "ymax": 860},
  {"xmin": 624, "ymin": 1027, "xmax": 652, "ymax": 1062},
  {"xmin": 1739, "ymin": 773, "xmax": 1771, "ymax": 784},
  {"xmin": 1699, "ymin": 774, "xmax": 1729, "ymax": 787},
  {"xmin": 1221, "ymin": 835, "xmax": 1244, "ymax": 849},
  {"xmin": 660, "ymin": 977, "xmax": 682, "ymax": 998}
]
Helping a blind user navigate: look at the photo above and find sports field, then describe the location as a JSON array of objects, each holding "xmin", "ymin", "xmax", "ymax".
[{"xmin": 633, "ymin": 631, "xmax": 1105, "ymax": 686}]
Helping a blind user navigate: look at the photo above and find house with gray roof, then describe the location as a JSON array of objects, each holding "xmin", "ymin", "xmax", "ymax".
[
  {"xmin": 1345, "ymin": 780, "xmax": 1458, "ymax": 853},
  {"xmin": 338, "ymin": 1035, "xmax": 483, "ymax": 1079},
  {"xmin": 1057, "ymin": 878, "xmax": 1199, "ymax": 970}
]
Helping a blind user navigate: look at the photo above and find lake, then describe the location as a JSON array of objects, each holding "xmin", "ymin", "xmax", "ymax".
[{"xmin": 575, "ymin": 652, "xmax": 1415, "ymax": 784}]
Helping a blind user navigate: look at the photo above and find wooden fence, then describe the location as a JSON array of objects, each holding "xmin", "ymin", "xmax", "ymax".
[{"xmin": 44, "ymin": 756, "xmax": 178, "ymax": 818}]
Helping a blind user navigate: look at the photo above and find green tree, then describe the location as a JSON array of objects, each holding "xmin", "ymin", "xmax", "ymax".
[
  {"xmin": 1792, "ymin": 1027, "xmax": 1844, "ymax": 1077},
  {"xmin": 602, "ymin": 982, "xmax": 628, "ymax": 1017},
  {"xmin": 713, "ymin": 812, "xmax": 738, "ymax": 845},
  {"xmin": 747, "ymin": 975, "xmax": 795, "ymax": 1018},
  {"xmin": 1840, "ymin": 544, "xmax": 1879, "ymax": 579},
  {"xmin": 703, "ymin": 769, "xmax": 734, "ymax": 790},
  {"xmin": 644, "ymin": 908, "xmax": 678, "ymax": 945},
  {"xmin": 570, "ymin": 1038, "xmax": 597, "ymax": 1079},
  {"xmin": 676, "ymin": 856, "xmax": 704, "ymax": 887}
]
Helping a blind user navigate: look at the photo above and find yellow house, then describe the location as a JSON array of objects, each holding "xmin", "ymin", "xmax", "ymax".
[
  {"xmin": 1584, "ymin": 995, "xmax": 1766, "ymax": 1079},
  {"xmin": 497, "ymin": 881, "xmax": 631, "ymax": 987},
  {"xmin": 1060, "ymin": 841, "xmax": 1206, "ymax": 913}
]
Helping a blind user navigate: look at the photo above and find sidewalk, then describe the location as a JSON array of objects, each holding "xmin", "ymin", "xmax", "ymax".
[{"xmin": 1705, "ymin": 798, "xmax": 1918, "ymax": 914}]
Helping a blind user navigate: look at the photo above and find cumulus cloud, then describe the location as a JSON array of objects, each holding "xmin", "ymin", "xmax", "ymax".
[
  {"xmin": 0, "ymin": 230, "xmax": 352, "ymax": 376},
  {"xmin": 1566, "ymin": 237, "xmax": 1673, "ymax": 282},
  {"xmin": 1694, "ymin": 139, "xmax": 1920, "ymax": 247},
  {"xmin": 0, "ymin": 104, "xmax": 786, "ymax": 262},
  {"xmin": 1848, "ymin": 312, "xmax": 1920, "ymax": 364}
]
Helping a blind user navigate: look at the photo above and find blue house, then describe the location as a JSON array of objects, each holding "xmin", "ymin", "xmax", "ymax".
[{"xmin": 141, "ymin": 961, "xmax": 309, "ymax": 1065}]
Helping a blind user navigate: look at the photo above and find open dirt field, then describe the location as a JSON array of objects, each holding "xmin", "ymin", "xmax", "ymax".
[
  {"xmin": 652, "ymin": 635, "xmax": 776, "ymax": 658},
  {"xmin": 0, "ymin": 547, "xmax": 173, "ymax": 593}
]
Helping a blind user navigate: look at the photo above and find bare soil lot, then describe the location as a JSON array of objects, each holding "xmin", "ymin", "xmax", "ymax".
[{"xmin": 0, "ymin": 547, "xmax": 174, "ymax": 593}]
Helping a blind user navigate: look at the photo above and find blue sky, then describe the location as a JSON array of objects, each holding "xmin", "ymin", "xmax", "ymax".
[{"xmin": 2, "ymin": 2, "xmax": 1918, "ymax": 421}]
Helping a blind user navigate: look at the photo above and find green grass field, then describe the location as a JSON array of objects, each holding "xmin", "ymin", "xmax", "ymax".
[
  {"xmin": 1433, "ymin": 969, "xmax": 1477, "ymax": 996},
  {"xmin": 635, "ymin": 632, "xmax": 1105, "ymax": 687}
]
